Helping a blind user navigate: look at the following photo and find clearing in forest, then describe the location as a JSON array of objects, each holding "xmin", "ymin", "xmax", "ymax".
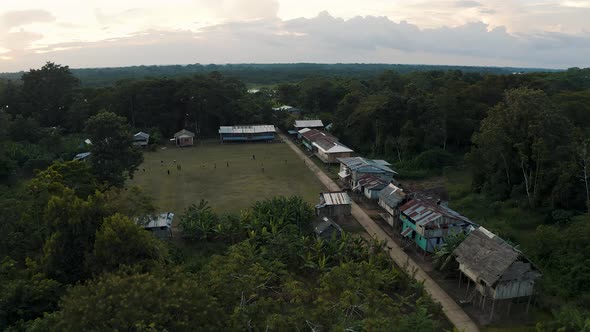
[{"xmin": 130, "ymin": 141, "xmax": 326, "ymax": 215}]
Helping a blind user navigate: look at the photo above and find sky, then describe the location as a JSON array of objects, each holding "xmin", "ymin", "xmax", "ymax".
[{"xmin": 1, "ymin": 0, "xmax": 589, "ymax": 71}]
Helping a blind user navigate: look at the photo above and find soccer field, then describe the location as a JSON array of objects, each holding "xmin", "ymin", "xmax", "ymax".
[{"xmin": 130, "ymin": 141, "xmax": 327, "ymax": 215}]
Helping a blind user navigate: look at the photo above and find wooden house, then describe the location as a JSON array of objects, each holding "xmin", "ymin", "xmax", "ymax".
[
  {"xmin": 355, "ymin": 175, "xmax": 389, "ymax": 200},
  {"xmin": 337, "ymin": 157, "xmax": 396, "ymax": 189},
  {"xmin": 137, "ymin": 212, "xmax": 175, "ymax": 239},
  {"xmin": 313, "ymin": 217, "xmax": 343, "ymax": 240},
  {"xmin": 313, "ymin": 138, "xmax": 353, "ymax": 163},
  {"xmin": 133, "ymin": 131, "xmax": 150, "ymax": 147},
  {"xmin": 174, "ymin": 129, "xmax": 195, "ymax": 147},
  {"xmin": 454, "ymin": 227, "xmax": 542, "ymax": 319},
  {"xmin": 218, "ymin": 125, "xmax": 276, "ymax": 142},
  {"xmin": 294, "ymin": 119, "xmax": 324, "ymax": 130},
  {"xmin": 399, "ymin": 198, "xmax": 474, "ymax": 253},
  {"xmin": 378, "ymin": 184, "xmax": 407, "ymax": 228},
  {"xmin": 316, "ymin": 192, "xmax": 352, "ymax": 218}
]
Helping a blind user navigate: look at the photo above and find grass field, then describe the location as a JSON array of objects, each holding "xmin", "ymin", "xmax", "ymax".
[{"xmin": 129, "ymin": 141, "xmax": 326, "ymax": 215}]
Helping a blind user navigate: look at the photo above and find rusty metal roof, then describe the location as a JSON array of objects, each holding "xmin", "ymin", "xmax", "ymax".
[
  {"xmin": 379, "ymin": 183, "xmax": 406, "ymax": 208},
  {"xmin": 357, "ymin": 175, "xmax": 389, "ymax": 190},
  {"xmin": 400, "ymin": 198, "xmax": 473, "ymax": 227},
  {"xmin": 319, "ymin": 192, "xmax": 351, "ymax": 206}
]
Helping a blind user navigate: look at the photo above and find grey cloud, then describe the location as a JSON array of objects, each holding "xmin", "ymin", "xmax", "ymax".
[
  {"xmin": 0, "ymin": 10, "xmax": 55, "ymax": 29},
  {"xmin": 455, "ymin": 1, "xmax": 482, "ymax": 8},
  {"xmin": 2, "ymin": 11, "xmax": 589, "ymax": 71}
]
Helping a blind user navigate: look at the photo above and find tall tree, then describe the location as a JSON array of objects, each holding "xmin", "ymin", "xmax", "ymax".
[
  {"xmin": 21, "ymin": 62, "xmax": 80, "ymax": 126},
  {"xmin": 84, "ymin": 111, "xmax": 143, "ymax": 187}
]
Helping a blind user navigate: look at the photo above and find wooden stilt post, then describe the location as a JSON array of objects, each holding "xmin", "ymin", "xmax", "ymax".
[
  {"xmin": 506, "ymin": 299, "xmax": 512, "ymax": 317},
  {"xmin": 526, "ymin": 294, "xmax": 532, "ymax": 314},
  {"xmin": 482, "ymin": 296, "xmax": 486, "ymax": 310},
  {"xmin": 465, "ymin": 278, "xmax": 471, "ymax": 297},
  {"xmin": 489, "ymin": 299, "xmax": 496, "ymax": 321},
  {"xmin": 458, "ymin": 271, "xmax": 462, "ymax": 288}
]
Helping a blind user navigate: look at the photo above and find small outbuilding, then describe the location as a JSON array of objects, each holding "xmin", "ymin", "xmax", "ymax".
[
  {"xmin": 313, "ymin": 217, "xmax": 344, "ymax": 240},
  {"xmin": 174, "ymin": 129, "xmax": 195, "ymax": 147},
  {"xmin": 133, "ymin": 131, "xmax": 150, "ymax": 147},
  {"xmin": 316, "ymin": 191, "xmax": 352, "ymax": 218},
  {"xmin": 454, "ymin": 227, "xmax": 542, "ymax": 319},
  {"xmin": 137, "ymin": 212, "xmax": 175, "ymax": 239}
]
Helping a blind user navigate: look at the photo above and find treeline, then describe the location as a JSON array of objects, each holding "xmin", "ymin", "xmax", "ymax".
[{"xmin": 1, "ymin": 63, "xmax": 559, "ymax": 87}]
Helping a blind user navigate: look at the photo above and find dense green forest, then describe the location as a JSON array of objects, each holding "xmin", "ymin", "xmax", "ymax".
[
  {"xmin": 1, "ymin": 62, "xmax": 590, "ymax": 330},
  {"xmin": 1, "ymin": 63, "xmax": 559, "ymax": 87}
]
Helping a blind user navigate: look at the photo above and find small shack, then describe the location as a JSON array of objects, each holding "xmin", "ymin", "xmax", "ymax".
[
  {"xmin": 316, "ymin": 191, "xmax": 352, "ymax": 218},
  {"xmin": 218, "ymin": 125, "xmax": 276, "ymax": 142},
  {"xmin": 174, "ymin": 129, "xmax": 195, "ymax": 147},
  {"xmin": 138, "ymin": 212, "xmax": 175, "ymax": 239},
  {"xmin": 133, "ymin": 131, "xmax": 150, "ymax": 147},
  {"xmin": 294, "ymin": 119, "xmax": 324, "ymax": 130},
  {"xmin": 378, "ymin": 184, "xmax": 407, "ymax": 228},
  {"xmin": 454, "ymin": 227, "xmax": 542, "ymax": 320},
  {"xmin": 354, "ymin": 175, "xmax": 389, "ymax": 200},
  {"xmin": 313, "ymin": 217, "xmax": 343, "ymax": 240}
]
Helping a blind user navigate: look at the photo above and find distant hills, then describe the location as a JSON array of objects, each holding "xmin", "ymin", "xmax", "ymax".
[{"xmin": 1, "ymin": 63, "xmax": 563, "ymax": 87}]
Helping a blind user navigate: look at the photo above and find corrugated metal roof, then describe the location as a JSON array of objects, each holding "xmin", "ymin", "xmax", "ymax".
[
  {"xmin": 313, "ymin": 139, "xmax": 353, "ymax": 154},
  {"xmin": 337, "ymin": 157, "xmax": 397, "ymax": 174},
  {"xmin": 138, "ymin": 212, "xmax": 175, "ymax": 229},
  {"xmin": 357, "ymin": 175, "xmax": 388, "ymax": 190},
  {"xmin": 298, "ymin": 128, "xmax": 312, "ymax": 134},
  {"xmin": 400, "ymin": 198, "xmax": 473, "ymax": 227},
  {"xmin": 218, "ymin": 125, "xmax": 276, "ymax": 134},
  {"xmin": 73, "ymin": 152, "xmax": 91, "ymax": 161},
  {"xmin": 174, "ymin": 129, "xmax": 195, "ymax": 138},
  {"xmin": 401, "ymin": 227, "xmax": 413, "ymax": 237},
  {"xmin": 320, "ymin": 192, "xmax": 351, "ymax": 205},
  {"xmin": 134, "ymin": 131, "xmax": 150, "ymax": 139},
  {"xmin": 379, "ymin": 184, "xmax": 406, "ymax": 208},
  {"xmin": 294, "ymin": 120, "xmax": 324, "ymax": 128}
]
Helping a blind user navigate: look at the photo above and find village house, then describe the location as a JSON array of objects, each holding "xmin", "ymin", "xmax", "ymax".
[
  {"xmin": 294, "ymin": 119, "xmax": 324, "ymax": 130},
  {"xmin": 312, "ymin": 216, "xmax": 344, "ymax": 240},
  {"xmin": 137, "ymin": 212, "xmax": 175, "ymax": 239},
  {"xmin": 454, "ymin": 227, "xmax": 542, "ymax": 320},
  {"xmin": 174, "ymin": 129, "xmax": 195, "ymax": 147},
  {"xmin": 337, "ymin": 157, "xmax": 396, "ymax": 189},
  {"xmin": 218, "ymin": 125, "xmax": 276, "ymax": 143},
  {"xmin": 399, "ymin": 198, "xmax": 474, "ymax": 253},
  {"xmin": 355, "ymin": 174, "xmax": 389, "ymax": 200},
  {"xmin": 133, "ymin": 131, "xmax": 150, "ymax": 147},
  {"xmin": 299, "ymin": 129, "xmax": 353, "ymax": 163},
  {"xmin": 378, "ymin": 183, "xmax": 407, "ymax": 228},
  {"xmin": 316, "ymin": 191, "xmax": 352, "ymax": 218}
]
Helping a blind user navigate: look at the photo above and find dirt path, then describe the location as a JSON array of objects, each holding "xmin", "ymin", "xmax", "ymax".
[{"xmin": 280, "ymin": 133, "xmax": 479, "ymax": 332}]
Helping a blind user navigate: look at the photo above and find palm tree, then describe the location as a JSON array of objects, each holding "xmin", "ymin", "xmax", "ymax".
[{"xmin": 433, "ymin": 232, "xmax": 466, "ymax": 271}]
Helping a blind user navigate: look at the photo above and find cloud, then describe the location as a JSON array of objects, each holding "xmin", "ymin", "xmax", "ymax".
[
  {"xmin": 0, "ymin": 9, "xmax": 55, "ymax": 29},
  {"xmin": 1, "ymin": 10, "xmax": 590, "ymax": 71},
  {"xmin": 454, "ymin": 1, "xmax": 482, "ymax": 8}
]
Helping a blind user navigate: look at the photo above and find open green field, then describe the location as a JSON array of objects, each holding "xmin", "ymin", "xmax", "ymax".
[{"xmin": 129, "ymin": 142, "xmax": 326, "ymax": 215}]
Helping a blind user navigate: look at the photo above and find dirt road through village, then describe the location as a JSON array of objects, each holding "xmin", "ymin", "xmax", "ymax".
[{"xmin": 281, "ymin": 133, "xmax": 479, "ymax": 332}]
